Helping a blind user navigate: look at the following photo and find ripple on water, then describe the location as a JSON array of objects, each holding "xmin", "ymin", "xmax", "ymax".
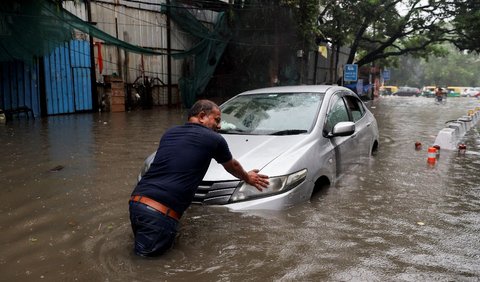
[{"xmin": 3, "ymin": 99, "xmax": 480, "ymax": 280}]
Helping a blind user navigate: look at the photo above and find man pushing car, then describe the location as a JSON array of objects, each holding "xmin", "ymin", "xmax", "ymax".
[{"xmin": 128, "ymin": 99, "xmax": 269, "ymax": 257}]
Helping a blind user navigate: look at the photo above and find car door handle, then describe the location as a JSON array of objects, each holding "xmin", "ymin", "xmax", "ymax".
[
  {"xmin": 367, "ymin": 123, "xmax": 371, "ymax": 127},
  {"xmin": 351, "ymin": 134, "xmax": 357, "ymax": 138}
]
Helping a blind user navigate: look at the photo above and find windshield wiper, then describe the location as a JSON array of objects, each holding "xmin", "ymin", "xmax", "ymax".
[
  {"xmin": 269, "ymin": 129, "xmax": 308, "ymax": 135},
  {"xmin": 218, "ymin": 129, "xmax": 246, "ymax": 134}
]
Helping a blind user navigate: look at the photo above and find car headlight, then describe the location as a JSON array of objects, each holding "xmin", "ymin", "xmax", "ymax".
[{"xmin": 230, "ymin": 169, "xmax": 307, "ymax": 202}]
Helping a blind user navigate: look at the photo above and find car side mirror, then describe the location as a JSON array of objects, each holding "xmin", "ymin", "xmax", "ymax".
[{"xmin": 328, "ymin": 121, "xmax": 355, "ymax": 137}]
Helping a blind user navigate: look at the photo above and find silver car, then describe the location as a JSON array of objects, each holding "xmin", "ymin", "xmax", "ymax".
[{"xmin": 139, "ymin": 85, "xmax": 379, "ymax": 210}]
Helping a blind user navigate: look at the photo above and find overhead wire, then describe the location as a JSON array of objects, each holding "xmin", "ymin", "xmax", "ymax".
[
  {"xmin": 120, "ymin": 0, "xmax": 279, "ymax": 11},
  {"xmin": 93, "ymin": 0, "xmax": 297, "ymax": 47},
  {"xmin": 0, "ymin": 1, "xmax": 298, "ymax": 49},
  {"xmin": 31, "ymin": 35, "xmax": 178, "ymax": 80},
  {"xmin": 1, "ymin": 0, "xmax": 301, "ymax": 77}
]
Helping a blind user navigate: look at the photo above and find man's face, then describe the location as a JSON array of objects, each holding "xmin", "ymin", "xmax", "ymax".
[{"xmin": 200, "ymin": 108, "xmax": 221, "ymax": 132}]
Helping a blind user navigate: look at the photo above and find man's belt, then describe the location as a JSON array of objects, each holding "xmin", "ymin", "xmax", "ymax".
[{"xmin": 130, "ymin": 195, "xmax": 181, "ymax": 221}]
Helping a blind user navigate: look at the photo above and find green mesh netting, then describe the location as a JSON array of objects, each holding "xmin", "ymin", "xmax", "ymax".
[
  {"xmin": 0, "ymin": 0, "xmax": 169, "ymax": 63},
  {"xmin": 169, "ymin": 0, "xmax": 231, "ymax": 107},
  {"xmin": 0, "ymin": 0, "xmax": 230, "ymax": 107}
]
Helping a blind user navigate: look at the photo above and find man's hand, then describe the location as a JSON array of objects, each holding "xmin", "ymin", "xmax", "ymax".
[
  {"xmin": 246, "ymin": 169, "xmax": 269, "ymax": 191},
  {"xmin": 222, "ymin": 159, "xmax": 269, "ymax": 191}
]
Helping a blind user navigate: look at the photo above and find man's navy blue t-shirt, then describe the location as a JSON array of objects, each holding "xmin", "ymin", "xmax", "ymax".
[{"xmin": 132, "ymin": 123, "xmax": 232, "ymax": 214}]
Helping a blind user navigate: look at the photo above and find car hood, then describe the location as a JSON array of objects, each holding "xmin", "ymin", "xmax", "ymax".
[{"xmin": 203, "ymin": 134, "xmax": 307, "ymax": 181}]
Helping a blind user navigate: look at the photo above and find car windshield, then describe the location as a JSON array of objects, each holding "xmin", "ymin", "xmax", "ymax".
[{"xmin": 219, "ymin": 92, "xmax": 324, "ymax": 135}]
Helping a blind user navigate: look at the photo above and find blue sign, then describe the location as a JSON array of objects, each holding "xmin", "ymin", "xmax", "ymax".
[
  {"xmin": 344, "ymin": 64, "xmax": 358, "ymax": 81},
  {"xmin": 383, "ymin": 70, "xmax": 391, "ymax": 80}
]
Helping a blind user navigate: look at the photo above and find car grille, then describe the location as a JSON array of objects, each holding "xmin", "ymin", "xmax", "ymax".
[{"xmin": 193, "ymin": 180, "xmax": 241, "ymax": 205}]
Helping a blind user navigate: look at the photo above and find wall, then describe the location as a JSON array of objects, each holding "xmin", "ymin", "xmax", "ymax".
[
  {"xmin": 307, "ymin": 45, "xmax": 351, "ymax": 85},
  {"xmin": 0, "ymin": 60, "xmax": 41, "ymax": 117},
  {"xmin": 90, "ymin": 1, "xmax": 184, "ymax": 83},
  {"xmin": 89, "ymin": 0, "xmax": 219, "ymax": 106}
]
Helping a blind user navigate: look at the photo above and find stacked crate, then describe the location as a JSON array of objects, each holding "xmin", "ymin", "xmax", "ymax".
[{"xmin": 104, "ymin": 75, "xmax": 125, "ymax": 112}]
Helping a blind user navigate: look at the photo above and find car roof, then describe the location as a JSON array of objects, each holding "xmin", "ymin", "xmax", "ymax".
[{"xmin": 238, "ymin": 85, "xmax": 342, "ymax": 95}]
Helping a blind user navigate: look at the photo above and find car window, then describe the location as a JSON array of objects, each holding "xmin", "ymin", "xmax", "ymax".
[
  {"xmin": 220, "ymin": 92, "xmax": 324, "ymax": 135},
  {"xmin": 324, "ymin": 95, "xmax": 349, "ymax": 133},
  {"xmin": 344, "ymin": 95, "xmax": 365, "ymax": 122}
]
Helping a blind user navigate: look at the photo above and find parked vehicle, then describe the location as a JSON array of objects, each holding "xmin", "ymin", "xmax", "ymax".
[
  {"xmin": 462, "ymin": 87, "xmax": 480, "ymax": 97},
  {"xmin": 393, "ymin": 87, "xmax": 421, "ymax": 97},
  {"xmin": 446, "ymin": 86, "xmax": 468, "ymax": 97},
  {"xmin": 138, "ymin": 85, "xmax": 379, "ymax": 210},
  {"xmin": 421, "ymin": 86, "xmax": 436, "ymax": 98},
  {"xmin": 380, "ymin": 86, "xmax": 398, "ymax": 96}
]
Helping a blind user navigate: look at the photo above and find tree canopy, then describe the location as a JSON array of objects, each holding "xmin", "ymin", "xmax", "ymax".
[
  {"xmin": 451, "ymin": 1, "xmax": 480, "ymax": 53},
  {"xmin": 388, "ymin": 43, "xmax": 480, "ymax": 88},
  {"xmin": 312, "ymin": 0, "xmax": 459, "ymax": 68},
  {"xmin": 198, "ymin": 1, "xmax": 480, "ymax": 97}
]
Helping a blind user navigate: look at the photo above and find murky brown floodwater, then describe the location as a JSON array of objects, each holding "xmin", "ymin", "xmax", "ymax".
[{"xmin": 1, "ymin": 97, "xmax": 479, "ymax": 281}]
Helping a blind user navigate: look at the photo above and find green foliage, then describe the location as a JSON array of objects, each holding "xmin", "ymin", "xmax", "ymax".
[
  {"xmin": 390, "ymin": 44, "xmax": 480, "ymax": 87},
  {"xmin": 212, "ymin": 0, "xmax": 480, "ymax": 95},
  {"xmin": 317, "ymin": 0, "xmax": 453, "ymax": 67},
  {"xmin": 282, "ymin": 0, "xmax": 320, "ymax": 47},
  {"xmin": 452, "ymin": 1, "xmax": 480, "ymax": 53}
]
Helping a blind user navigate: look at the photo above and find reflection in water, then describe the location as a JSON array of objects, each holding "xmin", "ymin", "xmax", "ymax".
[{"xmin": 0, "ymin": 98, "xmax": 479, "ymax": 280}]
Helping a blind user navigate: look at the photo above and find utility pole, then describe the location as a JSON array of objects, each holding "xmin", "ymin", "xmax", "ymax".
[
  {"xmin": 86, "ymin": 0, "xmax": 98, "ymax": 111},
  {"xmin": 166, "ymin": 0, "xmax": 172, "ymax": 106},
  {"xmin": 114, "ymin": 2, "xmax": 122, "ymax": 78},
  {"xmin": 369, "ymin": 21, "xmax": 376, "ymax": 100}
]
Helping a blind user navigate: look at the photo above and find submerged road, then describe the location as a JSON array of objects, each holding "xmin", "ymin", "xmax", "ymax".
[{"xmin": 0, "ymin": 96, "xmax": 479, "ymax": 281}]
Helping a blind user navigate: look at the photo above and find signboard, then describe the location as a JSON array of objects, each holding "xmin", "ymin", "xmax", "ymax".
[
  {"xmin": 344, "ymin": 64, "xmax": 358, "ymax": 81},
  {"xmin": 383, "ymin": 69, "xmax": 391, "ymax": 81}
]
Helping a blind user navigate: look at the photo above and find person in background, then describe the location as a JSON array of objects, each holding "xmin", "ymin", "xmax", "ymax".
[
  {"xmin": 129, "ymin": 99, "xmax": 269, "ymax": 257},
  {"xmin": 435, "ymin": 87, "xmax": 444, "ymax": 102}
]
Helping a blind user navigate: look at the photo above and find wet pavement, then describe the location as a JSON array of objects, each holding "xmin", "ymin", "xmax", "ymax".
[{"xmin": 0, "ymin": 96, "xmax": 479, "ymax": 281}]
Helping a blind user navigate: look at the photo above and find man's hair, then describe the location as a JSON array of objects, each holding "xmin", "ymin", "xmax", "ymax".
[{"xmin": 187, "ymin": 99, "xmax": 219, "ymax": 119}]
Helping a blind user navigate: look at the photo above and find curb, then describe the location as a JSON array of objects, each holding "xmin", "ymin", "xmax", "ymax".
[{"xmin": 433, "ymin": 107, "xmax": 480, "ymax": 150}]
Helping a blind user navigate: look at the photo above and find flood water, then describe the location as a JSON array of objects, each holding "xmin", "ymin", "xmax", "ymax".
[{"xmin": 1, "ymin": 96, "xmax": 479, "ymax": 281}]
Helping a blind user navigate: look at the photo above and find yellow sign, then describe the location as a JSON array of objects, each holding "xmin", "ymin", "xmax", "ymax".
[{"xmin": 318, "ymin": 46, "xmax": 327, "ymax": 58}]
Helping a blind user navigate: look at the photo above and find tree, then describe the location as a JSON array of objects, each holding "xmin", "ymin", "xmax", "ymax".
[
  {"xmin": 451, "ymin": 1, "xmax": 480, "ymax": 53},
  {"xmin": 391, "ymin": 44, "xmax": 480, "ymax": 88},
  {"xmin": 317, "ymin": 0, "xmax": 453, "ymax": 68},
  {"xmin": 204, "ymin": 0, "xmax": 480, "ymax": 98}
]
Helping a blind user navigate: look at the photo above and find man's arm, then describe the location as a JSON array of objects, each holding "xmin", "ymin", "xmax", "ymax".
[{"xmin": 221, "ymin": 159, "xmax": 269, "ymax": 191}]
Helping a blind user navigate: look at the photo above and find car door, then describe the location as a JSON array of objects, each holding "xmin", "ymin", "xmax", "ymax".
[{"xmin": 324, "ymin": 92, "xmax": 356, "ymax": 176}]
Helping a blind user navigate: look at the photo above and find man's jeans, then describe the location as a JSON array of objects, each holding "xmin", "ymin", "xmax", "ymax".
[{"xmin": 129, "ymin": 201, "xmax": 179, "ymax": 257}]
